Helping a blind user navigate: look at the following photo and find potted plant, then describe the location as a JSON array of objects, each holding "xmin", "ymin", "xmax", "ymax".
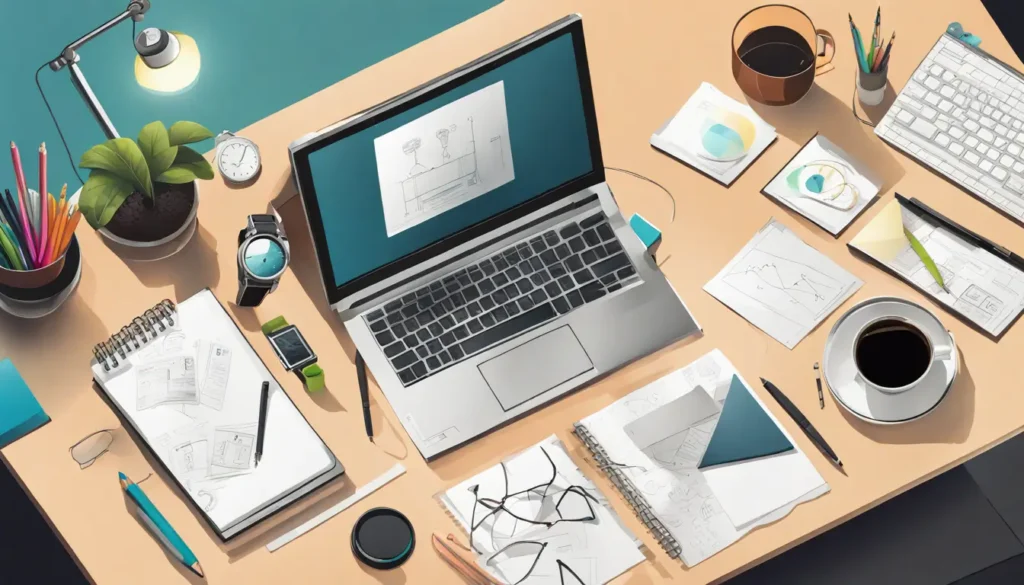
[{"xmin": 78, "ymin": 121, "xmax": 214, "ymax": 258}]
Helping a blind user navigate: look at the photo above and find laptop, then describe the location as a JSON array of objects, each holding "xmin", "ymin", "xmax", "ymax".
[{"xmin": 289, "ymin": 14, "xmax": 701, "ymax": 459}]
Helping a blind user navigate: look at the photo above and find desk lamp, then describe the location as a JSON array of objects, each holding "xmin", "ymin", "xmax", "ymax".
[{"xmin": 45, "ymin": 0, "xmax": 200, "ymax": 139}]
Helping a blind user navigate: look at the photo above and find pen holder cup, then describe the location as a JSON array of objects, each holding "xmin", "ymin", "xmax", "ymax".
[
  {"xmin": 0, "ymin": 235, "xmax": 81, "ymax": 319},
  {"xmin": 858, "ymin": 66, "xmax": 888, "ymax": 106}
]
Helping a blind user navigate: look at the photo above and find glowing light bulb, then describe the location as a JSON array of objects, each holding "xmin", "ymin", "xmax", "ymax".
[{"xmin": 135, "ymin": 32, "xmax": 200, "ymax": 93}]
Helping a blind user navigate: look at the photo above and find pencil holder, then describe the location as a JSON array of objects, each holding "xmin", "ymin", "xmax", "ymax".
[
  {"xmin": 858, "ymin": 66, "xmax": 888, "ymax": 106},
  {"xmin": 0, "ymin": 235, "xmax": 81, "ymax": 319}
]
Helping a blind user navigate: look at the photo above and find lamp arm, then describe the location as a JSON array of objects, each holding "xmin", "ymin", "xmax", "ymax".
[
  {"xmin": 69, "ymin": 63, "xmax": 120, "ymax": 140},
  {"xmin": 49, "ymin": 0, "xmax": 150, "ymax": 70}
]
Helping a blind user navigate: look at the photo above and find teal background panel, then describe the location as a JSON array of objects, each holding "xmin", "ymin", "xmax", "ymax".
[{"xmin": 0, "ymin": 0, "xmax": 500, "ymax": 194}]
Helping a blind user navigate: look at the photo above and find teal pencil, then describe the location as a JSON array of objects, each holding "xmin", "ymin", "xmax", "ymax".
[
  {"xmin": 849, "ymin": 14, "xmax": 869, "ymax": 73},
  {"xmin": 119, "ymin": 472, "xmax": 205, "ymax": 578},
  {"xmin": 1, "ymin": 220, "xmax": 30, "ymax": 270}
]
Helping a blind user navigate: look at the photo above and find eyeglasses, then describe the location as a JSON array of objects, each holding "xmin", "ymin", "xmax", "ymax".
[
  {"xmin": 433, "ymin": 533, "xmax": 587, "ymax": 585},
  {"xmin": 69, "ymin": 429, "xmax": 117, "ymax": 469},
  {"xmin": 466, "ymin": 446, "xmax": 600, "ymax": 584}
]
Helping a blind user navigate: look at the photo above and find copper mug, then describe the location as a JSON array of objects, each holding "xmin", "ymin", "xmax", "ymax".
[{"xmin": 732, "ymin": 4, "xmax": 835, "ymax": 106}]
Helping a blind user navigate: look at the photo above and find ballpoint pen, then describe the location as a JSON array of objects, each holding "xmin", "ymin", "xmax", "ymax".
[
  {"xmin": 255, "ymin": 381, "xmax": 269, "ymax": 466},
  {"xmin": 119, "ymin": 472, "xmax": 205, "ymax": 578},
  {"xmin": 760, "ymin": 377, "xmax": 842, "ymax": 468},
  {"xmin": 814, "ymin": 362, "xmax": 824, "ymax": 409},
  {"xmin": 356, "ymin": 352, "xmax": 374, "ymax": 442}
]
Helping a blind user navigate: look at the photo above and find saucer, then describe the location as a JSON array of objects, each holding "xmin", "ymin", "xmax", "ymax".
[{"xmin": 823, "ymin": 297, "xmax": 958, "ymax": 424}]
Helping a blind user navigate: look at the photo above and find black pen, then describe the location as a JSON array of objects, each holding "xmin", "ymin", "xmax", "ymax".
[
  {"xmin": 255, "ymin": 381, "xmax": 269, "ymax": 466},
  {"xmin": 356, "ymin": 352, "xmax": 373, "ymax": 442},
  {"xmin": 760, "ymin": 377, "xmax": 842, "ymax": 468},
  {"xmin": 899, "ymin": 194, "xmax": 1024, "ymax": 270}
]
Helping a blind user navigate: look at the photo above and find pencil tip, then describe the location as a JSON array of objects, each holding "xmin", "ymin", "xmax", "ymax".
[
  {"xmin": 369, "ymin": 436, "xmax": 375, "ymax": 444},
  {"xmin": 759, "ymin": 377, "xmax": 767, "ymax": 384},
  {"xmin": 192, "ymin": 562, "xmax": 204, "ymax": 577}
]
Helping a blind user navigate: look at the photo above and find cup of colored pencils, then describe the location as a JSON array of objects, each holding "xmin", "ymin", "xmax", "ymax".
[
  {"xmin": 0, "ymin": 141, "xmax": 82, "ymax": 289},
  {"xmin": 850, "ymin": 10, "xmax": 894, "ymax": 106}
]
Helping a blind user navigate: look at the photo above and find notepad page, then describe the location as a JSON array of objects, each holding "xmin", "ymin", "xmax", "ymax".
[{"xmin": 91, "ymin": 289, "xmax": 335, "ymax": 532}]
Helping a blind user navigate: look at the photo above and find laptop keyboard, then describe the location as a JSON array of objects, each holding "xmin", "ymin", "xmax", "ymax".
[{"xmin": 364, "ymin": 213, "xmax": 641, "ymax": 386}]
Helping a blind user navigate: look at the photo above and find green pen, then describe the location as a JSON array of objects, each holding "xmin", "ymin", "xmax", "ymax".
[{"xmin": 119, "ymin": 472, "xmax": 205, "ymax": 578}]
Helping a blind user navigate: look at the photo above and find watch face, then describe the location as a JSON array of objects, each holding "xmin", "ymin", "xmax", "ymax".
[
  {"xmin": 218, "ymin": 138, "xmax": 261, "ymax": 182},
  {"xmin": 243, "ymin": 237, "xmax": 286, "ymax": 279}
]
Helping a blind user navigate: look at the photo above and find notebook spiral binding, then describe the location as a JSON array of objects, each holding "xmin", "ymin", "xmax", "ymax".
[
  {"xmin": 572, "ymin": 423, "xmax": 682, "ymax": 559},
  {"xmin": 92, "ymin": 299, "xmax": 177, "ymax": 372}
]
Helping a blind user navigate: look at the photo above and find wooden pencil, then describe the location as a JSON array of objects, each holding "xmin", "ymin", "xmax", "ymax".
[{"xmin": 58, "ymin": 205, "xmax": 81, "ymax": 255}]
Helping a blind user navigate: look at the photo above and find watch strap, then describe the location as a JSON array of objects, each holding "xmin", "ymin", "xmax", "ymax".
[
  {"xmin": 237, "ymin": 282, "xmax": 272, "ymax": 307},
  {"xmin": 261, "ymin": 316, "xmax": 289, "ymax": 335},
  {"xmin": 301, "ymin": 364, "xmax": 325, "ymax": 392},
  {"xmin": 250, "ymin": 214, "xmax": 279, "ymax": 235}
]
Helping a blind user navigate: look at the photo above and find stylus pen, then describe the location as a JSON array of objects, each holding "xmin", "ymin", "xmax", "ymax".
[
  {"xmin": 356, "ymin": 352, "xmax": 374, "ymax": 442},
  {"xmin": 760, "ymin": 377, "xmax": 843, "ymax": 468},
  {"xmin": 255, "ymin": 381, "xmax": 269, "ymax": 466},
  {"xmin": 899, "ymin": 194, "xmax": 1024, "ymax": 271}
]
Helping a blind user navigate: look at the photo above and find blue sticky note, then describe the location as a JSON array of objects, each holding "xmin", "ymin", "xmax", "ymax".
[
  {"xmin": 698, "ymin": 375, "xmax": 793, "ymax": 469},
  {"xmin": 0, "ymin": 359, "xmax": 49, "ymax": 449},
  {"xmin": 629, "ymin": 213, "xmax": 662, "ymax": 256}
]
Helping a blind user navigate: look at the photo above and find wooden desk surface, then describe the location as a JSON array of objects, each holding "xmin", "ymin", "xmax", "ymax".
[{"xmin": 4, "ymin": 0, "xmax": 1023, "ymax": 583}]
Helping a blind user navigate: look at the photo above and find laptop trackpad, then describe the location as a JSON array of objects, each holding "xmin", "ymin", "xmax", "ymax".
[{"xmin": 478, "ymin": 325, "xmax": 593, "ymax": 411}]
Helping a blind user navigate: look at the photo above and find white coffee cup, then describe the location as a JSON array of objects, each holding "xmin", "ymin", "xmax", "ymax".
[{"xmin": 852, "ymin": 316, "xmax": 952, "ymax": 395}]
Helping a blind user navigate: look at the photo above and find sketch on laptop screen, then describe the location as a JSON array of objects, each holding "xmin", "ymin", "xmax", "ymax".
[{"xmin": 373, "ymin": 80, "xmax": 516, "ymax": 236}]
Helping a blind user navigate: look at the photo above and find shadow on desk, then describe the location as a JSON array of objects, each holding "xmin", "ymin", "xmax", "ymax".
[
  {"xmin": 839, "ymin": 347, "xmax": 976, "ymax": 445},
  {"xmin": 124, "ymin": 223, "xmax": 221, "ymax": 300},
  {"xmin": 747, "ymin": 84, "xmax": 906, "ymax": 195}
]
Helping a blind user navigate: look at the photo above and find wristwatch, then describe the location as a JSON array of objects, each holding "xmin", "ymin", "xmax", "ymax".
[
  {"xmin": 236, "ymin": 214, "xmax": 289, "ymax": 307},
  {"xmin": 261, "ymin": 316, "xmax": 325, "ymax": 392}
]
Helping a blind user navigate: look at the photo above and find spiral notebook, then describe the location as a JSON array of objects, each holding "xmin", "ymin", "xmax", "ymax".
[
  {"xmin": 90, "ymin": 288, "xmax": 343, "ymax": 541},
  {"xmin": 573, "ymin": 350, "xmax": 828, "ymax": 567}
]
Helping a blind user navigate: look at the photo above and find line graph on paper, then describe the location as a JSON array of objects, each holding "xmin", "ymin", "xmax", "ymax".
[
  {"xmin": 375, "ymin": 80, "xmax": 515, "ymax": 237},
  {"xmin": 704, "ymin": 219, "xmax": 862, "ymax": 348}
]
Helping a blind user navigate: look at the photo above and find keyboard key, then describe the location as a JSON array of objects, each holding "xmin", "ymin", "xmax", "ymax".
[
  {"xmin": 384, "ymin": 299, "xmax": 403, "ymax": 312},
  {"xmin": 994, "ymin": 166, "xmax": 1009, "ymax": 180},
  {"xmin": 545, "ymin": 282, "xmax": 561, "ymax": 297},
  {"xmin": 403, "ymin": 318, "xmax": 418, "ymax": 333},
  {"xmin": 550, "ymin": 263, "xmax": 567, "ymax": 278},
  {"xmin": 392, "ymin": 350, "xmax": 417, "ymax": 370},
  {"xmin": 605, "ymin": 241, "xmax": 623, "ymax": 255},
  {"xmin": 574, "ymin": 268, "xmax": 595, "ymax": 284},
  {"xmin": 558, "ymin": 275, "xmax": 575, "ymax": 291},
  {"xmin": 440, "ymin": 331, "xmax": 456, "ymax": 346},
  {"xmin": 439, "ymin": 315, "xmax": 455, "ymax": 330},
  {"xmin": 503, "ymin": 248, "xmax": 521, "ymax": 263},
  {"xmin": 479, "ymin": 279, "xmax": 496, "ymax": 295},
  {"xmin": 384, "ymin": 341, "xmax": 405, "ymax": 358},
  {"xmin": 554, "ymin": 244, "xmax": 571, "ymax": 259},
  {"xmin": 463, "ymin": 285, "xmax": 480, "ymax": 302},
  {"xmin": 516, "ymin": 278, "xmax": 534, "ymax": 294},
  {"xmin": 453, "ymin": 308, "xmax": 469, "ymax": 323},
  {"xmin": 480, "ymin": 297, "xmax": 496, "ymax": 311},
  {"xmin": 950, "ymin": 143, "xmax": 966, "ymax": 156},
  {"xmin": 411, "ymin": 361, "xmax": 427, "ymax": 379},
  {"xmin": 449, "ymin": 345, "xmax": 465, "ymax": 361},
  {"xmin": 935, "ymin": 133, "xmax": 951, "ymax": 147},
  {"xmin": 965, "ymin": 119, "xmax": 981, "ymax": 132},
  {"xmin": 594, "ymin": 245, "xmax": 608, "ymax": 259},
  {"xmin": 567, "ymin": 290, "xmax": 584, "ymax": 308},
  {"xmin": 580, "ymin": 214, "xmax": 603, "ymax": 229},
  {"xmin": 370, "ymin": 319, "xmax": 388, "ymax": 333},
  {"xmin": 493, "ymin": 257, "xmax": 509, "ymax": 271},
  {"xmin": 461, "ymin": 303, "xmax": 556, "ymax": 356},
  {"xmin": 480, "ymin": 261, "xmax": 496, "ymax": 276},
  {"xmin": 506, "ymin": 267, "xmax": 521, "ymax": 281},
  {"xmin": 468, "ymin": 268, "xmax": 484, "ymax": 282},
  {"xmin": 386, "ymin": 312, "xmax": 403, "ymax": 326},
  {"xmin": 452, "ymin": 325, "xmax": 469, "ymax": 340},
  {"xmin": 950, "ymin": 126, "xmax": 966, "ymax": 139},
  {"xmin": 979, "ymin": 128, "xmax": 995, "ymax": 142},
  {"xmin": 1001, "ymin": 155, "xmax": 1016, "ymax": 167},
  {"xmin": 581, "ymin": 249, "xmax": 598, "ymax": 265},
  {"xmin": 416, "ymin": 296, "xmax": 433, "ymax": 310},
  {"xmin": 569, "ymin": 236, "xmax": 586, "ymax": 253},
  {"xmin": 519, "ymin": 296, "xmax": 534, "ymax": 311},
  {"xmin": 468, "ymin": 302, "xmax": 483, "ymax": 317},
  {"xmin": 596, "ymin": 223, "xmax": 614, "ymax": 241},
  {"xmin": 965, "ymin": 151, "xmax": 982, "ymax": 165},
  {"xmin": 416, "ymin": 328, "xmax": 431, "ymax": 342},
  {"xmin": 896, "ymin": 110, "xmax": 915, "ymax": 124},
  {"xmin": 530, "ymin": 289, "xmax": 547, "ymax": 304},
  {"xmin": 506, "ymin": 302, "xmax": 521, "ymax": 317},
  {"xmin": 553, "ymin": 296, "xmax": 571, "ymax": 314},
  {"xmin": 909, "ymin": 118, "xmax": 938, "ymax": 139},
  {"xmin": 540, "ymin": 249, "xmax": 557, "ymax": 265},
  {"xmin": 543, "ymin": 230, "xmax": 559, "ymax": 246},
  {"xmin": 565, "ymin": 255, "xmax": 584, "ymax": 272},
  {"xmin": 580, "ymin": 281, "xmax": 606, "ymax": 303},
  {"xmin": 493, "ymin": 306, "xmax": 509, "ymax": 322},
  {"xmin": 428, "ymin": 322, "xmax": 443, "ymax": 337},
  {"xmin": 430, "ymin": 281, "xmax": 444, "ymax": 291},
  {"xmin": 416, "ymin": 311, "xmax": 433, "ymax": 327},
  {"xmin": 416, "ymin": 346, "xmax": 429, "ymax": 359},
  {"xmin": 529, "ymin": 257, "xmax": 544, "ymax": 271},
  {"xmin": 492, "ymin": 289, "xmax": 510, "ymax": 305},
  {"xmin": 468, "ymin": 318, "xmax": 484, "ymax": 334},
  {"xmin": 530, "ymin": 271, "xmax": 550, "ymax": 285},
  {"xmin": 444, "ymin": 280, "xmax": 460, "ymax": 294},
  {"xmin": 519, "ymin": 260, "xmax": 535, "ymax": 275},
  {"xmin": 593, "ymin": 254, "xmax": 631, "ymax": 278},
  {"xmin": 480, "ymin": 313, "xmax": 496, "ymax": 328},
  {"xmin": 559, "ymin": 223, "xmax": 582, "ymax": 238},
  {"xmin": 457, "ymin": 273, "xmax": 472, "ymax": 287},
  {"xmin": 398, "ymin": 368, "xmax": 417, "ymax": 385},
  {"xmin": 518, "ymin": 244, "xmax": 534, "ymax": 258},
  {"xmin": 431, "ymin": 288, "xmax": 447, "ymax": 302},
  {"xmin": 404, "ymin": 334, "xmax": 419, "ymax": 348},
  {"xmin": 601, "ymin": 273, "xmax": 618, "ymax": 286},
  {"xmin": 426, "ymin": 356, "xmax": 441, "ymax": 371},
  {"xmin": 392, "ymin": 322, "xmax": 407, "ymax": 338},
  {"xmin": 530, "ymin": 237, "xmax": 546, "ymax": 253},
  {"xmin": 617, "ymin": 266, "xmax": 636, "ymax": 279},
  {"xmin": 980, "ymin": 159, "xmax": 994, "ymax": 172},
  {"xmin": 439, "ymin": 350, "xmax": 452, "ymax": 365},
  {"xmin": 608, "ymin": 283, "xmax": 622, "ymax": 293}
]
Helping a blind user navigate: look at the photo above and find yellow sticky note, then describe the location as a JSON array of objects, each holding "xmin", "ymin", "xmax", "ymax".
[{"xmin": 849, "ymin": 198, "xmax": 908, "ymax": 262}]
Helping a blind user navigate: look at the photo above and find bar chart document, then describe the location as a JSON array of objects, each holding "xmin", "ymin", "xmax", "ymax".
[{"xmin": 374, "ymin": 80, "xmax": 515, "ymax": 236}]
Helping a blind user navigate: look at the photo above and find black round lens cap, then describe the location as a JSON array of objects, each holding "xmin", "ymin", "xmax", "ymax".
[{"xmin": 351, "ymin": 507, "xmax": 415, "ymax": 570}]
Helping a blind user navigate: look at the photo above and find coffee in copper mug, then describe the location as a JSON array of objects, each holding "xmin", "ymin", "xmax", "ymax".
[{"xmin": 732, "ymin": 4, "xmax": 835, "ymax": 106}]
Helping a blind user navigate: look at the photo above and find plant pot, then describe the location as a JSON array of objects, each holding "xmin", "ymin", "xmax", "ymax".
[
  {"xmin": 93, "ymin": 180, "xmax": 200, "ymax": 262},
  {"xmin": 0, "ymin": 235, "xmax": 81, "ymax": 318}
]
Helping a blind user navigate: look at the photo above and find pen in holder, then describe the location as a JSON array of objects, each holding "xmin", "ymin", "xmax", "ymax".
[{"xmin": 858, "ymin": 65, "xmax": 888, "ymax": 106}]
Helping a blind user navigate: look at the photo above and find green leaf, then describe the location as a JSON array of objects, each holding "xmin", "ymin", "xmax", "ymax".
[
  {"xmin": 79, "ymin": 138, "xmax": 153, "ymax": 199},
  {"xmin": 156, "ymin": 146, "xmax": 214, "ymax": 183},
  {"xmin": 137, "ymin": 121, "xmax": 178, "ymax": 179},
  {"xmin": 167, "ymin": 121, "xmax": 214, "ymax": 146},
  {"xmin": 904, "ymin": 227, "xmax": 947, "ymax": 290},
  {"xmin": 80, "ymin": 170, "xmax": 135, "ymax": 229}
]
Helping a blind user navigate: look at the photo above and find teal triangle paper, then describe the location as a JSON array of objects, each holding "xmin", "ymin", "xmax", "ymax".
[{"xmin": 698, "ymin": 375, "xmax": 793, "ymax": 469}]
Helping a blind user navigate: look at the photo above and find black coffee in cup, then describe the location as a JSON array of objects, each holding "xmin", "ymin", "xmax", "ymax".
[
  {"xmin": 855, "ymin": 319, "xmax": 932, "ymax": 389},
  {"xmin": 738, "ymin": 25, "xmax": 815, "ymax": 77}
]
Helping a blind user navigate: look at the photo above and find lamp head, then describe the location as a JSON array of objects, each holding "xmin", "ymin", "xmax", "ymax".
[
  {"xmin": 134, "ymin": 28, "xmax": 201, "ymax": 93},
  {"xmin": 134, "ymin": 28, "xmax": 179, "ymax": 69}
]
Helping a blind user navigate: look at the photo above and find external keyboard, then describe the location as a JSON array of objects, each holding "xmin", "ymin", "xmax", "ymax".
[
  {"xmin": 363, "ymin": 213, "xmax": 641, "ymax": 386},
  {"xmin": 876, "ymin": 34, "xmax": 1024, "ymax": 220}
]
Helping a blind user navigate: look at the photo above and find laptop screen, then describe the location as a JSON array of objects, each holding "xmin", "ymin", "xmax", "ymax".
[{"xmin": 293, "ymin": 19, "xmax": 601, "ymax": 304}]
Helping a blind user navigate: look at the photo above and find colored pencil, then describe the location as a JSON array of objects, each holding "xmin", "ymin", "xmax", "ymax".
[
  {"xmin": 878, "ymin": 32, "xmax": 896, "ymax": 71},
  {"xmin": 58, "ymin": 205, "xmax": 81, "ymax": 255},
  {"xmin": 849, "ymin": 15, "xmax": 869, "ymax": 73},
  {"xmin": 3, "ymin": 189, "xmax": 33, "ymax": 269},
  {"xmin": 10, "ymin": 142, "xmax": 36, "ymax": 264},
  {"xmin": 4, "ymin": 222, "xmax": 30, "ymax": 270},
  {"xmin": 0, "ymin": 224, "xmax": 24, "ymax": 271},
  {"xmin": 37, "ymin": 143, "xmax": 48, "ymax": 263},
  {"xmin": 45, "ymin": 186, "xmax": 67, "ymax": 264},
  {"xmin": 867, "ymin": 7, "xmax": 880, "ymax": 68}
]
